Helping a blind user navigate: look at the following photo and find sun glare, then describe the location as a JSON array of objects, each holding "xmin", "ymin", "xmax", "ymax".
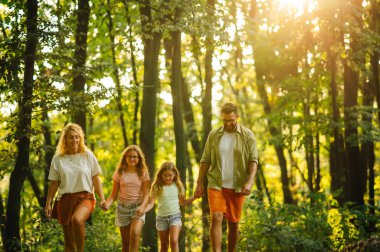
[{"xmin": 277, "ymin": 0, "xmax": 316, "ymax": 16}]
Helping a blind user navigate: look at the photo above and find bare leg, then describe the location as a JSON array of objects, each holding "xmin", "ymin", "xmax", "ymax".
[
  {"xmin": 227, "ymin": 221, "xmax": 239, "ymax": 252},
  {"xmin": 120, "ymin": 225, "xmax": 131, "ymax": 252},
  {"xmin": 210, "ymin": 212, "xmax": 223, "ymax": 252},
  {"xmin": 71, "ymin": 206, "xmax": 91, "ymax": 252},
  {"xmin": 158, "ymin": 229, "xmax": 170, "ymax": 252},
  {"xmin": 169, "ymin": 225, "xmax": 181, "ymax": 252},
  {"xmin": 129, "ymin": 218, "xmax": 144, "ymax": 252},
  {"xmin": 62, "ymin": 224, "xmax": 76, "ymax": 252}
]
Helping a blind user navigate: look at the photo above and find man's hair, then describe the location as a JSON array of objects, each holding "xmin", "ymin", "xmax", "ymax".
[{"xmin": 221, "ymin": 102, "xmax": 238, "ymax": 114}]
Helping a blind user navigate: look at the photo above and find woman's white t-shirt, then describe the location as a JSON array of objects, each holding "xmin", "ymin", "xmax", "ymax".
[{"xmin": 48, "ymin": 150, "xmax": 101, "ymax": 200}]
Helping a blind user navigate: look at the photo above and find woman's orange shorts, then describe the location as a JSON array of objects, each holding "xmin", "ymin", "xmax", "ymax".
[
  {"xmin": 208, "ymin": 188, "xmax": 245, "ymax": 223},
  {"xmin": 55, "ymin": 191, "xmax": 95, "ymax": 225}
]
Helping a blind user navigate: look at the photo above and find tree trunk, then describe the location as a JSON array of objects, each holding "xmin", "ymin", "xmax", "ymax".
[
  {"xmin": 0, "ymin": 193, "xmax": 6, "ymax": 247},
  {"xmin": 4, "ymin": 0, "xmax": 38, "ymax": 250},
  {"xmin": 200, "ymin": 0, "xmax": 216, "ymax": 250},
  {"xmin": 315, "ymin": 129, "xmax": 321, "ymax": 192},
  {"xmin": 343, "ymin": 0, "xmax": 362, "ymax": 204},
  {"xmin": 122, "ymin": 0, "xmax": 140, "ymax": 145},
  {"xmin": 369, "ymin": 0, "xmax": 379, "ymax": 214},
  {"xmin": 328, "ymin": 51, "xmax": 347, "ymax": 204},
  {"xmin": 139, "ymin": 0, "xmax": 162, "ymax": 250},
  {"xmin": 106, "ymin": 0, "xmax": 128, "ymax": 147},
  {"xmin": 182, "ymin": 77, "xmax": 202, "ymax": 162},
  {"xmin": 42, "ymin": 109, "xmax": 54, "ymax": 204},
  {"xmin": 170, "ymin": 9, "xmax": 187, "ymax": 251},
  {"xmin": 249, "ymin": 0, "xmax": 293, "ymax": 204},
  {"xmin": 72, "ymin": 0, "xmax": 90, "ymax": 130},
  {"xmin": 303, "ymin": 96, "xmax": 315, "ymax": 192}
]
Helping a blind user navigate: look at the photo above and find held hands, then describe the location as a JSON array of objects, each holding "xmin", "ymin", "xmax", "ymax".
[
  {"xmin": 135, "ymin": 206, "xmax": 145, "ymax": 217},
  {"xmin": 194, "ymin": 183, "xmax": 204, "ymax": 198},
  {"xmin": 100, "ymin": 200, "xmax": 109, "ymax": 211}
]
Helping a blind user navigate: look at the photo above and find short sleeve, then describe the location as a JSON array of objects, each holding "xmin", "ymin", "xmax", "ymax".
[
  {"xmin": 87, "ymin": 150, "xmax": 102, "ymax": 176},
  {"xmin": 48, "ymin": 155, "xmax": 60, "ymax": 181},
  {"xmin": 142, "ymin": 171, "xmax": 150, "ymax": 182},
  {"xmin": 200, "ymin": 131, "xmax": 213, "ymax": 164},
  {"xmin": 248, "ymin": 131, "xmax": 258, "ymax": 163},
  {"xmin": 112, "ymin": 170, "xmax": 120, "ymax": 183}
]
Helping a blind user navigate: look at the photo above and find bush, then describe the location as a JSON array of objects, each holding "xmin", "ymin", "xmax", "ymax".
[{"xmin": 238, "ymin": 193, "xmax": 379, "ymax": 252}]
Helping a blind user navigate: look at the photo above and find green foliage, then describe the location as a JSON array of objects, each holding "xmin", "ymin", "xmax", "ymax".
[{"xmin": 239, "ymin": 193, "xmax": 379, "ymax": 252}]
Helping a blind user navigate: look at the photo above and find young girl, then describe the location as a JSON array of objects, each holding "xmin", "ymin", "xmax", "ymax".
[
  {"xmin": 144, "ymin": 162, "xmax": 195, "ymax": 252},
  {"xmin": 102, "ymin": 145, "xmax": 150, "ymax": 252}
]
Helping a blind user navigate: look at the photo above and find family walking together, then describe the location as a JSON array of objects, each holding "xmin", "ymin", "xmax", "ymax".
[{"xmin": 44, "ymin": 102, "xmax": 258, "ymax": 252}]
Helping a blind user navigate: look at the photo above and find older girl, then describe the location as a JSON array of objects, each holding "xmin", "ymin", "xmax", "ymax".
[{"xmin": 103, "ymin": 145, "xmax": 150, "ymax": 252}]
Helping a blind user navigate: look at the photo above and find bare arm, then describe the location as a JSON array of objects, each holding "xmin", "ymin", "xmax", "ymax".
[
  {"xmin": 136, "ymin": 180, "xmax": 150, "ymax": 216},
  {"xmin": 242, "ymin": 161, "xmax": 257, "ymax": 195},
  {"xmin": 92, "ymin": 174, "xmax": 105, "ymax": 207},
  {"xmin": 103, "ymin": 179, "xmax": 120, "ymax": 210},
  {"xmin": 180, "ymin": 195, "xmax": 196, "ymax": 206},
  {"xmin": 194, "ymin": 162, "xmax": 210, "ymax": 198},
  {"xmin": 44, "ymin": 180, "xmax": 59, "ymax": 219},
  {"xmin": 144, "ymin": 195, "xmax": 156, "ymax": 213}
]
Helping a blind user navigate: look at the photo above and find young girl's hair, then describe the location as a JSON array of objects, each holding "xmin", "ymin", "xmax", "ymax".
[
  {"xmin": 56, "ymin": 123, "xmax": 87, "ymax": 156},
  {"xmin": 117, "ymin": 145, "xmax": 149, "ymax": 178},
  {"xmin": 150, "ymin": 162, "xmax": 185, "ymax": 198}
]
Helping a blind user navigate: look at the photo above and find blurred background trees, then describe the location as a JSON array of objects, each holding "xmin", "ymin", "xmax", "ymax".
[{"xmin": 0, "ymin": 0, "xmax": 379, "ymax": 251}]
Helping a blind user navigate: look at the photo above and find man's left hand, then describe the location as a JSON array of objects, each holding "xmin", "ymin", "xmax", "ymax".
[{"xmin": 242, "ymin": 182, "xmax": 253, "ymax": 195}]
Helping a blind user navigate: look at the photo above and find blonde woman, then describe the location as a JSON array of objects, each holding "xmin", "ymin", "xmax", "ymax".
[
  {"xmin": 44, "ymin": 123, "xmax": 105, "ymax": 252},
  {"xmin": 144, "ymin": 162, "xmax": 195, "ymax": 252},
  {"xmin": 102, "ymin": 145, "xmax": 150, "ymax": 252}
]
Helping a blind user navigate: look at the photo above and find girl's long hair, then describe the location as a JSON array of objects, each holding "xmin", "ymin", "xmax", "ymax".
[
  {"xmin": 150, "ymin": 161, "xmax": 185, "ymax": 198},
  {"xmin": 117, "ymin": 145, "xmax": 148, "ymax": 178},
  {"xmin": 56, "ymin": 123, "xmax": 87, "ymax": 156}
]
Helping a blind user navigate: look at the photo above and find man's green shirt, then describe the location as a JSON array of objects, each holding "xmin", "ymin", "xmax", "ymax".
[{"xmin": 200, "ymin": 124, "xmax": 258, "ymax": 193}]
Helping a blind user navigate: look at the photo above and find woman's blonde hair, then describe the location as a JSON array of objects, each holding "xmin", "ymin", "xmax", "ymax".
[
  {"xmin": 150, "ymin": 162, "xmax": 185, "ymax": 198},
  {"xmin": 56, "ymin": 123, "xmax": 87, "ymax": 156},
  {"xmin": 117, "ymin": 145, "xmax": 149, "ymax": 178}
]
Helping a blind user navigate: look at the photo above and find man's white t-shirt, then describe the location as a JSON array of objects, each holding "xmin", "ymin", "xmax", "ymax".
[
  {"xmin": 219, "ymin": 132, "xmax": 236, "ymax": 189},
  {"xmin": 48, "ymin": 150, "xmax": 101, "ymax": 200}
]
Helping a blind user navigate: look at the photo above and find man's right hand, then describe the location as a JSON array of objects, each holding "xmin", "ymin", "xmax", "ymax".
[{"xmin": 194, "ymin": 183, "xmax": 204, "ymax": 198}]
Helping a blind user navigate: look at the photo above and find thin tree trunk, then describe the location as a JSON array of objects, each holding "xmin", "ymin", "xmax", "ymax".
[
  {"xmin": 139, "ymin": 0, "xmax": 162, "ymax": 250},
  {"xmin": 257, "ymin": 163, "xmax": 272, "ymax": 205},
  {"xmin": 5, "ymin": 0, "xmax": 38, "ymax": 250},
  {"xmin": 249, "ymin": 0, "xmax": 293, "ymax": 204},
  {"xmin": 369, "ymin": 0, "xmax": 379, "ymax": 214},
  {"xmin": 343, "ymin": 0, "xmax": 362, "ymax": 204},
  {"xmin": 122, "ymin": 0, "xmax": 140, "ymax": 144},
  {"xmin": 328, "ymin": 50, "xmax": 347, "ymax": 204},
  {"xmin": 106, "ymin": 0, "xmax": 128, "ymax": 147},
  {"xmin": 182, "ymin": 76, "xmax": 202, "ymax": 161},
  {"xmin": 361, "ymin": 76, "xmax": 375, "ymax": 212},
  {"xmin": 170, "ymin": 9, "xmax": 187, "ymax": 251},
  {"xmin": 200, "ymin": 0, "xmax": 215, "ymax": 250},
  {"xmin": 72, "ymin": 0, "xmax": 90, "ymax": 131},
  {"xmin": 315, "ymin": 128, "xmax": 321, "ymax": 192},
  {"xmin": 0, "ymin": 193, "xmax": 6, "ymax": 246},
  {"xmin": 41, "ymin": 109, "xmax": 54, "ymax": 204},
  {"xmin": 304, "ymin": 96, "xmax": 315, "ymax": 192}
]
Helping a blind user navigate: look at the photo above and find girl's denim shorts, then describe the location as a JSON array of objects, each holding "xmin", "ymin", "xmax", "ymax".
[
  {"xmin": 156, "ymin": 212, "xmax": 182, "ymax": 231},
  {"xmin": 115, "ymin": 202, "xmax": 145, "ymax": 227}
]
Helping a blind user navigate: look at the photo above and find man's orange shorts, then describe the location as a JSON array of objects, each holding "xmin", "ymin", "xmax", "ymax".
[{"xmin": 208, "ymin": 188, "xmax": 245, "ymax": 223}]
